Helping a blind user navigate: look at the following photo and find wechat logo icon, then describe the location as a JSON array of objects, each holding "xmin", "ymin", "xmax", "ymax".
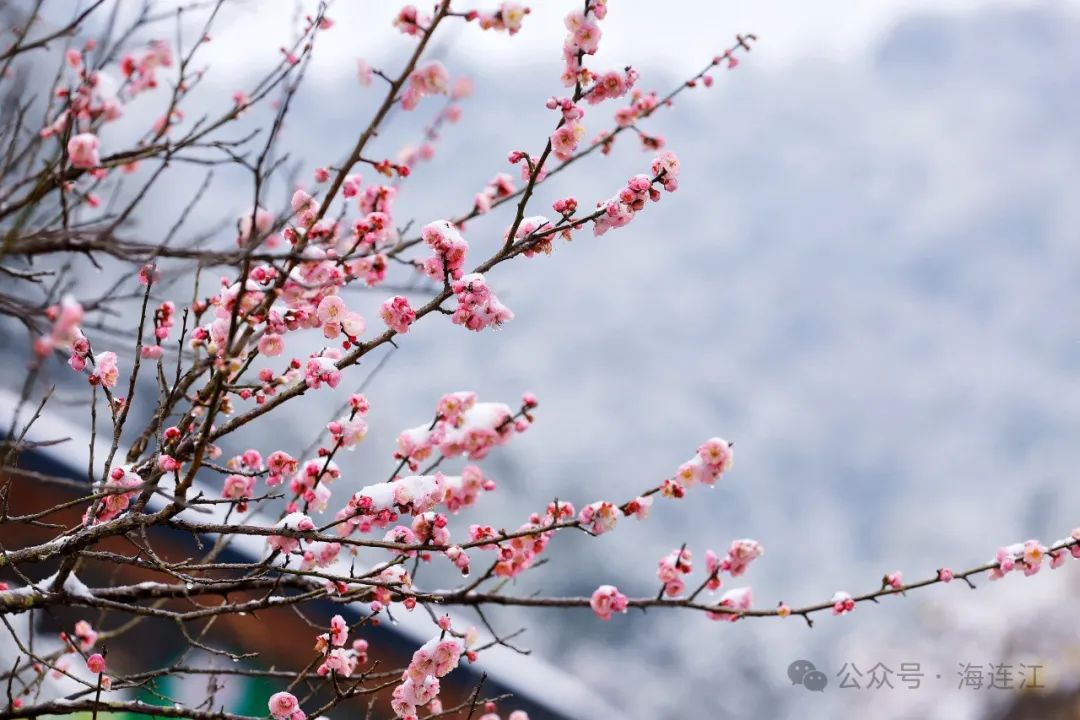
[{"xmin": 788, "ymin": 660, "xmax": 827, "ymax": 692}]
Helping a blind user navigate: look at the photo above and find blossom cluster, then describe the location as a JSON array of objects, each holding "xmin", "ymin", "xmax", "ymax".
[
  {"xmin": 83, "ymin": 466, "xmax": 142, "ymax": 525},
  {"xmin": 560, "ymin": 2, "xmax": 607, "ymax": 87},
  {"xmin": 585, "ymin": 67, "xmax": 639, "ymax": 106},
  {"xmin": 990, "ymin": 534, "xmax": 1080, "ymax": 579},
  {"xmin": 473, "ymin": 173, "xmax": 516, "ymax": 214},
  {"xmin": 472, "ymin": 3, "xmax": 530, "ymax": 35},
  {"xmin": 35, "ymin": 296, "xmax": 84, "ymax": 361},
  {"xmin": 592, "ymin": 152, "xmax": 681, "ymax": 236},
  {"xmin": 119, "ymin": 40, "xmax": 174, "ymax": 97},
  {"xmin": 589, "ymin": 584, "xmax": 628, "ymax": 620},
  {"xmin": 451, "ymin": 273, "xmax": 513, "ymax": 331},
  {"xmin": 313, "ymin": 614, "xmax": 368, "ymax": 678},
  {"xmin": 402, "ymin": 61, "xmax": 450, "ymax": 110},
  {"xmin": 395, "ymin": 392, "xmax": 531, "ymax": 468},
  {"xmin": 141, "ymin": 299, "xmax": 176, "ymax": 359},
  {"xmin": 390, "ymin": 633, "xmax": 467, "ymax": 719},
  {"xmin": 419, "ymin": 220, "xmax": 469, "ymax": 281},
  {"xmin": 657, "ymin": 547, "xmax": 693, "ymax": 596},
  {"xmin": 471, "ymin": 499, "xmax": 574, "ymax": 577},
  {"xmin": 380, "ymin": 295, "xmax": 417, "ymax": 333},
  {"xmin": 393, "ymin": 5, "xmax": 430, "ymax": 36}
]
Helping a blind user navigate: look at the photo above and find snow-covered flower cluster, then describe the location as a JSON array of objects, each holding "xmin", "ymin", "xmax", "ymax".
[
  {"xmin": 380, "ymin": 296, "xmax": 417, "ymax": 333},
  {"xmin": 590, "ymin": 584, "xmax": 628, "ymax": 620},
  {"xmin": 419, "ymin": 220, "xmax": 469, "ymax": 281},
  {"xmin": 451, "ymin": 274, "xmax": 513, "ymax": 331},
  {"xmin": 391, "ymin": 634, "xmax": 466, "ymax": 719},
  {"xmin": 397, "ymin": 392, "xmax": 530, "ymax": 468},
  {"xmin": 707, "ymin": 586, "xmax": 753, "ymax": 622},
  {"xmin": 989, "ymin": 535, "xmax": 1080, "ymax": 579},
  {"xmin": 267, "ymin": 512, "xmax": 317, "ymax": 554}
]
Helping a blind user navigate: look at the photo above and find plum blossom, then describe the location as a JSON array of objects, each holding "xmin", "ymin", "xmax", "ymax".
[
  {"xmin": 420, "ymin": 220, "xmax": 468, "ymax": 281},
  {"xmin": 673, "ymin": 436, "xmax": 734, "ymax": 488},
  {"xmin": 380, "ymin": 296, "xmax": 416, "ymax": 333},
  {"xmin": 356, "ymin": 59, "xmax": 373, "ymax": 86},
  {"xmin": 550, "ymin": 121, "xmax": 585, "ymax": 161},
  {"xmin": 222, "ymin": 474, "xmax": 256, "ymax": 512},
  {"xmin": 586, "ymin": 67, "xmax": 638, "ymax": 105},
  {"xmin": 67, "ymin": 133, "xmax": 101, "ymax": 168},
  {"xmin": 36, "ymin": 295, "xmax": 85, "ymax": 362},
  {"xmin": 90, "ymin": 351, "xmax": 120, "ymax": 389},
  {"xmin": 589, "ymin": 584, "xmax": 628, "ymax": 620},
  {"xmin": 304, "ymin": 352, "xmax": 342, "ymax": 389},
  {"xmin": 474, "ymin": 173, "xmax": 515, "ymax": 214},
  {"xmin": 476, "ymin": 3, "xmax": 529, "ymax": 34},
  {"xmin": 989, "ymin": 539, "xmax": 1049, "ymax": 580},
  {"xmin": 316, "ymin": 296, "xmax": 346, "ymax": 325},
  {"xmin": 592, "ymin": 154, "xmax": 681, "ymax": 236},
  {"xmin": 719, "ymin": 538, "xmax": 763, "ymax": 577},
  {"xmin": 316, "ymin": 648, "xmax": 355, "ymax": 678},
  {"xmin": 73, "ymin": 620, "xmax": 97, "ymax": 651},
  {"xmin": 578, "ymin": 501, "xmax": 618, "ymax": 535},
  {"xmin": 258, "ymin": 333, "xmax": 284, "ymax": 357},
  {"xmin": 451, "ymin": 274, "xmax": 513, "ymax": 332},
  {"xmin": 300, "ymin": 541, "xmax": 340, "ymax": 572},
  {"xmin": 831, "ymin": 591, "xmax": 856, "ymax": 615},
  {"xmin": 651, "ymin": 150, "xmax": 681, "ymax": 192},
  {"xmin": 560, "ymin": 6, "xmax": 604, "ymax": 86},
  {"xmin": 443, "ymin": 465, "xmax": 496, "ymax": 512},
  {"xmin": 622, "ymin": 495, "xmax": 653, "ymax": 519},
  {"xmin": 707, "ymin": 586, "xmax": 753, "ymax": 622},
  {"xmin": 86, "ymin": 654, "xmax": 106, "ymax": 674},
  {"xmin": 268, "ymin": 692, "xmax": 300, "ymax": 720},
  {"xmin": 657, "ymin": 547, "xmax": 692, "ymax": 597},
  {"xmin": 402, "ymin": 61, "xmax": 449, "ymax": 110},
  {"xmin": 267, "ymin": 451, "xmax": 298, "ymax": 486},
  {"xmin": 328, "ymin": 416, "xmax": 368, "ymax": 449},
  {"xmin": 393, "ymin": 5, "xmax": 429, "ymax": 35},
  {"xmin": 83, "ymin": 465, "xmax": 142, "ymax": 524},
  {"xmin": 391, "ymin": 634, "xmax": 465, "ymax": 719},
  {"xmin": 267, "ymin": 512, "xmax": 315, "ymax": 554}
]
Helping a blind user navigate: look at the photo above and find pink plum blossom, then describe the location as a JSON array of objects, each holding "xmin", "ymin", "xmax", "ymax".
[
  {"xmin": 67, "ymin": 133, "xmax": 101, "ymax": 168},
  {"xmin": 589, "ymin": 584, "xmax": 628, "ymax": 620},
  {"xmin": 268, "ymin": 692, "xmax": 299, "ymax": 720}
]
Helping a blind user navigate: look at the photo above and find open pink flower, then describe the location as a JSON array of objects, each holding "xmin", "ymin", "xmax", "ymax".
[
  {"xmin": 73, "ymin": 620, "xmax": 98, "ymax": 651},
  {"xmin": 91, "ymin": 351, "xmax": 120, "ymax": 388},
  {"xmin": 589, "ymin": 584, "xmax": 628, "ymax": 620},
  {"xmin": 268, "ymin": 691, "xmax": 299, "ymax": 719},
  {"xmin": 67, "ymin": 133, "xmax": 101, "ymax": 168}
]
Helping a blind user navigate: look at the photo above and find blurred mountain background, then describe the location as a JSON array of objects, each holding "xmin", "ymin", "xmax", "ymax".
[{"xmin": 4, "ymin": 1, "xmax": 1080, "ymax": 718}]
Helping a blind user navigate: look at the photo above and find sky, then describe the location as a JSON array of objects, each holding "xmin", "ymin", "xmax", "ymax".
[{"xmin": 171, "ymin": 0, "xmax": 1079, "ymax": 82}]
